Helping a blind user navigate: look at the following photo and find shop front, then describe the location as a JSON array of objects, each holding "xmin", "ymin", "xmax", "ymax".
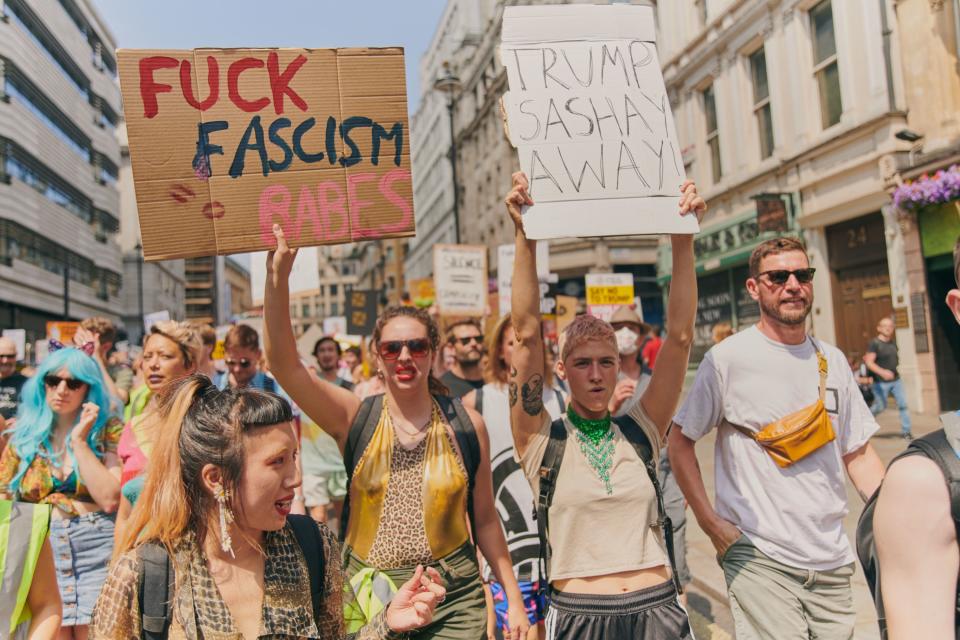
[{"xmin": 657, "ymin": 193, "xmax": 796, "ymax": 366}]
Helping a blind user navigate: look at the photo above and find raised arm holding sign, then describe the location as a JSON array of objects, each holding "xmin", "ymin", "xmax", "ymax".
[{"xmin": 500, "ymin": 4, "xmax": 698, "ymax": 239}]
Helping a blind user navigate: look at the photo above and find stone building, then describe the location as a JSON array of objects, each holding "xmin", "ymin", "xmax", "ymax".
[{"xmin": 0, "ymin": 0, "xmax": 124, "ymax": 343}]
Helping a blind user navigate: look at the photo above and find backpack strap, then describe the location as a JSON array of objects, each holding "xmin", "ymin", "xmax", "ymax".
[
  {"xmin": 137, "ymin": 543, "xmax": 174, "ymax": 640},
  {"xmin": 435, "ymin": 394, "xmax": 481, "ymax": 533},
  {"xmin": 339, "ymin": 394, "xmax": 384, "ymax": 541},
  {"xmin": 475, "ymin": 386, "xmax": 484, "ymax": 416},
  {"xmin": 287, "ymin": 514, "xmax": 326, "ymax": 624},
  {"xmin": 615, "ymin": 414, "xmax": 684, "ymax": 596},
  {"xmin": 554, "ymin": 389, "xmax": 566, "ymax": 414},
  {"xmin": 535, "ymin": 418, "xmax": 568, "ymax": 587},
  {"xmin": 906, "ymin": 429, "xmax": 960, "ymax": 530}
]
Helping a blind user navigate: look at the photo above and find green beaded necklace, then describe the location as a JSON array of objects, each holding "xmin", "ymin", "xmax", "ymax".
[{"xmin": 567, "ymin": 406, "xmax": 615, "ymax": 495}]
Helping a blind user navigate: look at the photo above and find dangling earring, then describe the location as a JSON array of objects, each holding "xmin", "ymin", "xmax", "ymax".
[{"xmin": 214, "ymin": 483, "xmax": 235, "ymax": 558}]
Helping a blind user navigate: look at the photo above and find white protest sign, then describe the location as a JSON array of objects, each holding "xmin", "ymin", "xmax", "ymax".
[
  {"xmin": 500, "ymin": 5, "xmax": 698, "ymax": 239},
  {"xmin": 143, "ymin": 310, "xmax": 171, "ymax": 333},
  {"xmin": 585, "ymin": 272, "xmax": 634, "ymax": 322},
  {"xmin": 2, "ymin": 329, "xmax": 25, "ymax": 361},
  {"xmin": 434, "ymin": 245, "xmax": 488, "ymax": 317},
  {"xmin": 497, "ymin": 242, "xmax": 550, "ymax": 316},
  {"xmin": 323, "ymin": 316, "xmax": 348, "ymax": 337}
]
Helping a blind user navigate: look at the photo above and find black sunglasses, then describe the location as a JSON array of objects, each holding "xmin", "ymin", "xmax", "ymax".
[
  {"xmin": 44, "ymin": 375, "xmax": 86, "ymax": 391},
  {"xmin": 758, "ymin": 268, "xmax": 816, "ymax": 285},
  {"xmin": 379, "ymin": 338, "xmax": 431, "ymax": 360},
  {"xmin": 224, "ymin": 358, "xmax": 253, "ymax": 368},
  {"xmin": 456, "ymin": 335, "xmax": 484, "ymax": 346}
]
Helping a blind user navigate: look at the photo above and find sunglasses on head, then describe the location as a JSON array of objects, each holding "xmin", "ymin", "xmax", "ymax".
[
  {"xmin": 456, "ymin": 335, "xmax": 484, "ymax": 346},
  {"xmin": 758, "ymin": 268, "xmax": 816, "ymax": 285},
  {"xmin": 224, "ymin": 358, "xmax": 253, "ymax": 368},
  {"xmin": 379, "ymin": 338, "xmax": 431, "ymax": 360},
  {"xmin": 44, "ymin": 375, "xmax": 86, "ymax": 391}
]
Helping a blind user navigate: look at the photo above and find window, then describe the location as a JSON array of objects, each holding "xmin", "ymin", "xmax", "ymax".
[
  {"xmin": 302, "ymin": 303, "xmax": 310, "ymax": 318},
  {"xmin": 749, "ymin": 47, "xmax": 775, "ymax": 159},
  {"xmin": 330, "ymin": 284, "xmax": 338, "ymax": 296},
  {"xmin": 810, "ymin": 0, "xmax": 842, "ymax": 128},
  {"xmin": 703, "ymin": 84, "xmax": 722, "ymax": 183},
  {"xmin": 330, "ymin": 302, "xmax": 339, "ymax": 316},
  {"xmin": 5, "ymin": 80, "xmax": 91, "ymax": 162},
  {"xmin": 7, "ymin": 2, "xmax": 89, "ymax": 99},
  {"xmin": 5, "ymin": 154, "xmax": 91, "ymax": 222}
]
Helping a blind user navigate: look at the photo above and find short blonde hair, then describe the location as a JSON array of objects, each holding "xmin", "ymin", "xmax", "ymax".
[
  {"xmin": 147, "ymin": 320, "xmax": 203, "ymax": 370},
  {"xmin": 560, "ymin": 315, "xmax": 617, "ymax": 362}
]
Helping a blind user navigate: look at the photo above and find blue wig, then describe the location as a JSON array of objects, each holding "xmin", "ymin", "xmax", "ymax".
[{"xmin": 5, "ymin": 347, "xmax": 114, "ymax": 495}]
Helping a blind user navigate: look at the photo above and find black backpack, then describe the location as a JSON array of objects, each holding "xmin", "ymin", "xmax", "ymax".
[
  {"xmin": 856, "ymin": 413, "xmax": 960, "ymax": 638},
  {"xmin": 535, "ymin": 414, "xmax": 683, "ymax": 596},
  {"xmin": 136, "ymin": 514, "xmax": 325, "ymax": 639},
  {"xmin": 339, "ymin": 394, "xmax": 481, "ymax": 541}
]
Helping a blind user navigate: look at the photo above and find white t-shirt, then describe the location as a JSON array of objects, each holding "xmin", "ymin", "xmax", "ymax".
[
  {"xmin": 673, "ymin": 325, "xmax": 879, "ymax": 570},
  {"xmin": 479, "ymin": 382, "xmax": 563, "ymax": 582}
]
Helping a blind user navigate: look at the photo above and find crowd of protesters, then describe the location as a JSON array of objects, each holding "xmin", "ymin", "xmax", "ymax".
[{"xmin": 0, "ymin": 172, "xmax": 957, "ymax": 640}]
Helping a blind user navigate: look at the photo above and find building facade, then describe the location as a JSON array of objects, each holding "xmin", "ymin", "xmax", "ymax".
[
  {"xmin": 405, "ymin": 0, "xmax": 484, "ymax": 283},
  {"xmin": 0, "ymin": 0, "xmax": 124, "ymax": 344},
  {"xmin": 411, "ymin": 0, "xmax": 666, "ymax": 325},
  {"xmin": 657, "ymin": 0, "xmax": 960, "ymax": 413},
  {"xmin": 356, "ymin": 238, "xmax": 407, "ymax": 308},
  {"xmin": 224, "ymin": 257, "xmax": 251, "ymax": 320},
  {"xmin": 116, "ymin": 122, "xmax": 185, "ymax": 339},
  {"xmin": 880, "ymin": 0, "xmax": 960, "ymax": 412}
]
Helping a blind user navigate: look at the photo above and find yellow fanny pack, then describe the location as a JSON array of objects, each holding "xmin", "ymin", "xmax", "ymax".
[{"xmin": 727, "ymin": 342, "xmax": 834, "ymax": 468}]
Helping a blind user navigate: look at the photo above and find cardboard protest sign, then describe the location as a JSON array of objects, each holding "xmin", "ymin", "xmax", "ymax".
[
  {"xmin": 118, "ymin": 48, "xmax": 415, "ymax": 261},
  {"xmin": 46, "ymin": 321, "xmax": 80, "ymax": 345},
  {"xmin": 346, "ymin": 289, "xmax": 378, "ymax": 335},
  {"xmin": 497, "ymin": 242, "xmax": 550, "ymax": 316},
  {"xmin": 434, "ymin": 245, "xmax": 488, "ymax": 317},
  {"xmin": 585, "ymin": 273, "xmax": 634, "ymax": 322},
  {"xmin": 500, "ymin": 5, "xmax": 698, "ymax": 239},
  {"xmin": 407, "ymin": 278, "xmax": 436, "ymax": 308},
  {"xmin": 556, "ymin": 295, "xmax": 578, "ymax": 333}
]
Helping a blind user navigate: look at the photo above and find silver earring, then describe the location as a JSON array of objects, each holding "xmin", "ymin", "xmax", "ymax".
[{"xmin": 214, "ymin": 484, "xmax": 235, "ymax": 558}]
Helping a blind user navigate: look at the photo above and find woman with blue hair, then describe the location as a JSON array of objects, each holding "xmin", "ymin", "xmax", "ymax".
[{"xmin": 0, "ymin": 345, "xmax": 123, "ymax": 638}]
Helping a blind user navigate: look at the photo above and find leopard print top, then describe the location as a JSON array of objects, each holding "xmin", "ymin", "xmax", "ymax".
[
  {"xmin": 365, "ymin": 430, "xmax": 466, "ymax": 569},
  {"xmin": 89, "ymin": 522, "xmax": 400, "ymax": 639}
]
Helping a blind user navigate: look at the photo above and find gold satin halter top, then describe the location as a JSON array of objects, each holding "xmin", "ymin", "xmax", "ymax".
[{"xmin": 346, "ymin": 401, "xmax": 470, "ymax": 565}]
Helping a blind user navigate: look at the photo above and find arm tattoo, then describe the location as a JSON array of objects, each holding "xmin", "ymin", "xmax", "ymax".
[
  {"xmin": 508, "ymin": 367, "xmax": 519, "ymax": 407},
  {"xmin": 521, "ymin": 374, "xmax": 544, "ymax": 416}
]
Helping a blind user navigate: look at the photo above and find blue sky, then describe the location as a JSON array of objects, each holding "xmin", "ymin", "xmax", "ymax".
[{"xmin": 93, "ymin": 0, "xmax": 448, "ymax": 113}]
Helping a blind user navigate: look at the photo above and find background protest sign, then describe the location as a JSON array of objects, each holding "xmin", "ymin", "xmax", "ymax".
[
  {"xmin": 556, "ymin": 295, "xmax": 578, "ymax": 333},
  {"xmin": 500, "ymin": 5, "xmax": 699, "ymax": 239},
  {"xmin": 434, "ymin": 245, "xmax": 488, "ymax": 317},
  {"xmin": 346, "ymin": 289, "xmax": 378, "ymax": 335},
  {"xmin": 585, "ymin": 273, "xmax": 634, "ymax": 322},
  {"xmin": 118, "ymin": 48, "xmax": 415, "ymax": 261},
  {"xmin": 497, "ymin": 242, "xmax": 550, "ymax": 315},
  {"xmin": 2, "ymin": 329, "xmax": 25, "ymax": 361},
  {"xmin": 323, "ymin": 316, "xmax": 348, "ymax": 337},
  {"xmin": 46, "ymin": 321, "xmax": 80, "ymax": 345}
]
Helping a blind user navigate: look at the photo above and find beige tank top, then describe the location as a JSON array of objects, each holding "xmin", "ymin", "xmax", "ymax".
[{"xmin": 519, "ymin": 403, "xmax": 666, "ymax": 582}]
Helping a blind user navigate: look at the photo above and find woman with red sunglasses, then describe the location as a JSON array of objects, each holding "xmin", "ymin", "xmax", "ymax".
[{"xmin": 264, "ymin": 225, "xmax": 529, "ymax": 640}]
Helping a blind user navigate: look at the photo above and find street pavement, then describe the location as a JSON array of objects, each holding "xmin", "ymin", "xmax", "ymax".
[{"xmin": 682, "ymin": 408, "xmax": 941, "ymax": 639}]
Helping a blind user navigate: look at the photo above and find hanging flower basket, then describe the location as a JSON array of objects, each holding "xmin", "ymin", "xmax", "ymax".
[{"xmin": 892, "ymin": 164, "xmax": 960, "ymax": 212}]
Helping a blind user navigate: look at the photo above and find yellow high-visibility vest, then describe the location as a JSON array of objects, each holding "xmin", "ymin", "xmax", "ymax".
[{"xmin": 0, "ymin": 500, "xmax": 51, "ymax": 637}]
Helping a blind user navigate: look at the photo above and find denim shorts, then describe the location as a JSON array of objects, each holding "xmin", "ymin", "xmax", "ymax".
[{"xmin": 49, "ymin": 511, "xmax": 116, "ymax": 626}]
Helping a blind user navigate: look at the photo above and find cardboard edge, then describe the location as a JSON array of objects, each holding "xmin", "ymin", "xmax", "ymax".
[{"xmin": 521, "ymin": 197, "xmax": 699, "ymax": 239}]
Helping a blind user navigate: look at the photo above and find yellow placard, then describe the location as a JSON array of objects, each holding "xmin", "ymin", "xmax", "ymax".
[
  {"xmin": 586, "ymin": 285, "xmax": 633, "ymax": 306},
  {"xmin": 211, "ymin": 340, "xmax": 225, "ymax": 361}
]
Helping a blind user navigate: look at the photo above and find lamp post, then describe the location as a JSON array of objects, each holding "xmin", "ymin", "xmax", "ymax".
[
  {"xmin": 135, "ymin": 242, "xmax": 144, "ymax": 344},
  {"xmin": 433, "ymin": 62, "xmax": 463, "ymax": 245}
]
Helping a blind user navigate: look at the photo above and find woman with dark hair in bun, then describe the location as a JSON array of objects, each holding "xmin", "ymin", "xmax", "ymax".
[{"xmin": 91, "ymin": 375, "xmax": 445, "ymax": 639}]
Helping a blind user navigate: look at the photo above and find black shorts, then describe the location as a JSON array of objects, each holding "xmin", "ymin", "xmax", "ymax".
[{"xmin": 544, "ymin": 580, "xmax": 692, "ymax": 640}]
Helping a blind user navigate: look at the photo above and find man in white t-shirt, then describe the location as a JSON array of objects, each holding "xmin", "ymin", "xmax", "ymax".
[{"xmin": 669, "ymin": 236, "xmax": 885, "ymax": 640}]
